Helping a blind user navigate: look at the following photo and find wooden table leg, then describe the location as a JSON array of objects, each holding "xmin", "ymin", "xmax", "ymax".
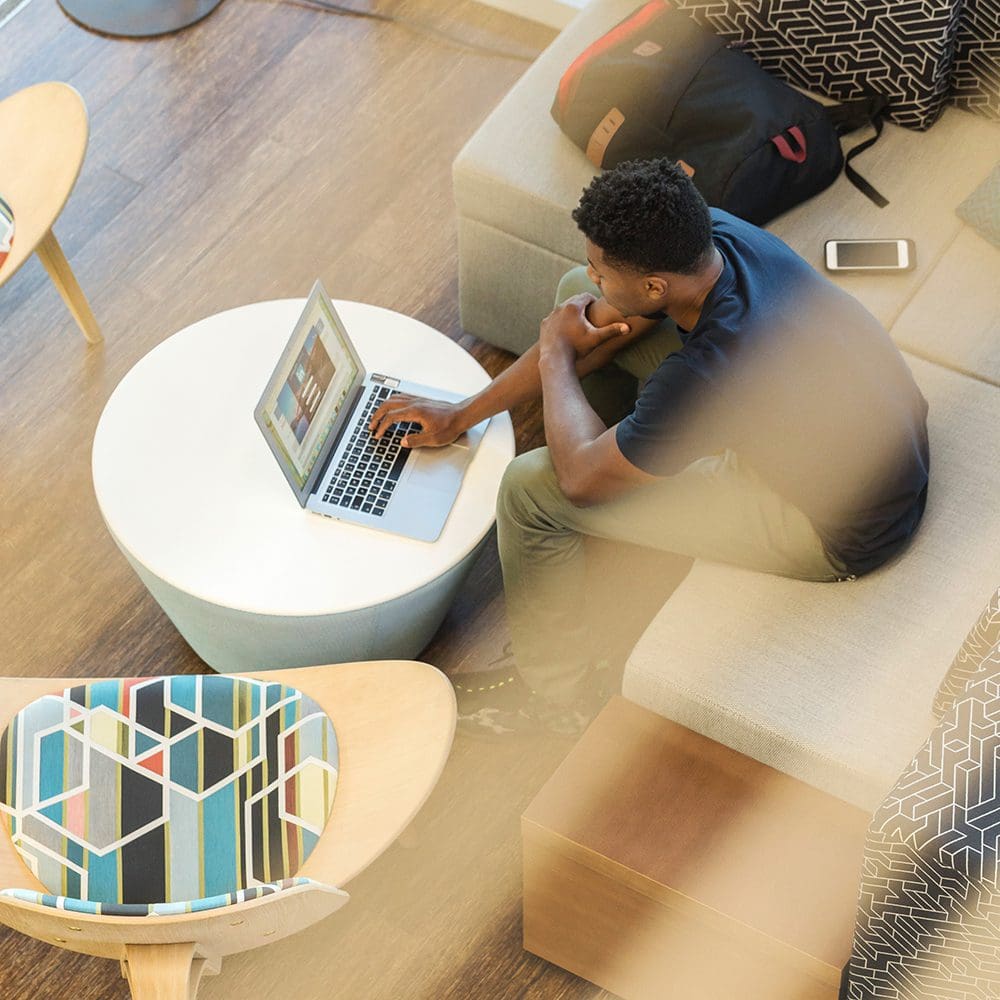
[
  {"xmin": 122, "ymin": 943, "xmax": 199, "ymax": 1000},
  {"xmin": 35, "ymin": 228, "xmax": 103, "ymax": 343}
]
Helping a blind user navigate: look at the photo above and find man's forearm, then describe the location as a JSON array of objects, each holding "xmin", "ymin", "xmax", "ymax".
[
  {"xmin": 454, "ymin": 343, "xmax": 547, "ymax": 431},
  {"xmin": 453, "ymin": 303, "xmax": 659, "ymax": 433},
  {"xmin": 539, "ymin": 347, "xmax": 606, "ymax": 490},
  {"xmin": 586, "ymin": 299, "xmax": 659, "ymax": 338}
]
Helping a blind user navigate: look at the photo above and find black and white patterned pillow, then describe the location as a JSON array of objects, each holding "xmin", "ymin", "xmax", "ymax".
[
  {"xmin": 951, "ymin": 1, "xmax": 1000, "ymax": 121},
  {"xmin": 675, "ymin": 0, "xmax": 964, "ymax": 130}
]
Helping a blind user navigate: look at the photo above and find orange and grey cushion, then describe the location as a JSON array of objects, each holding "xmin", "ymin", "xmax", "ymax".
[
  {"xmin": 0, "ymin": 676, "xmax": 345, "ymax": 916},
  {"xmin": 0, "ymin": 196, "xmax": 12, "ymax": 269}
]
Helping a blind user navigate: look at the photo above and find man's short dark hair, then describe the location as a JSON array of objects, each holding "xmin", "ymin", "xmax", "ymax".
[{"xmin": 572, "ymin": 158, "xmax": 714, "ymax": 275}]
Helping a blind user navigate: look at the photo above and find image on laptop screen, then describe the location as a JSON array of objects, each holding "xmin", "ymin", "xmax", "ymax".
[{"xmin": 258, "ymin": 293, "xmax": 360, "ymax": 489}]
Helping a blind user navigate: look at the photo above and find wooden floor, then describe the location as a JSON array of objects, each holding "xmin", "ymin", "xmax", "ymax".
[{"xmin": 0, "ymin": 2, "xmax": 688, "ymax": 996}]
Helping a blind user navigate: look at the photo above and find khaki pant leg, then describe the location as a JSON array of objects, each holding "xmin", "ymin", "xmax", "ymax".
[{"xmin": 497, "ymin": 446, "xmax": 842, "ymax": 705}]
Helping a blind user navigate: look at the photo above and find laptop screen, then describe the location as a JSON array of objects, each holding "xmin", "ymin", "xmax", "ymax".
[{"xmin": 256, "ymin": 289, "xmax": 362, "ymax": 493}]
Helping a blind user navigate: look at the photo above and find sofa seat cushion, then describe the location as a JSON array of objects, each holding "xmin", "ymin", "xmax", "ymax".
[
  {"xmin": 766, "ymin": 115, "xmax": 1000, "ymax": 375},
  {"xmin": 957, "ymin": 163, "xmax": 1000, "ymax": 248},
  {"xmin": 0, "ymin": 675, "xmax": 339, "ymax": 907},
  {"xmin": 890, "ymin": 225, "xmax": 1000, "ymax": 387},
  {"xmin": 622, "ymin": 355, "xmax": 1000, "ymax": 811}
]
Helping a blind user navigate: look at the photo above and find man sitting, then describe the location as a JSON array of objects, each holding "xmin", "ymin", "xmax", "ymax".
[{"xmin": 371, "ymin": 158, "xmax": 930, "ymax": 738}]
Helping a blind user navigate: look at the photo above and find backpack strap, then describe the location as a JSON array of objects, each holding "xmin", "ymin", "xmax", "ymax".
[{"xmin": 826, "ymin": 94, "xmax": 890, "ymax": 209}]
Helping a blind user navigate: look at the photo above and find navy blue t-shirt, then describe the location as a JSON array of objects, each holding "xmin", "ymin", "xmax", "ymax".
[{"xmin": 615, "ymin": 209, "xmax": 929, "ymax": 576}]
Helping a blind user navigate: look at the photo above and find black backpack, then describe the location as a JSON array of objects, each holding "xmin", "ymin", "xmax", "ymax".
[{"xmin": 552, "ymin": 0, "xmax": 887, "ymax": 226}]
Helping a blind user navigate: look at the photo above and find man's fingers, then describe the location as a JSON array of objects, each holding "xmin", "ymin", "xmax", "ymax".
[
  {"xmin": 401, "ymin": 429, "xmax": 431, "ymax": 449},
  {"xmin": 565, "ymin": 291, "xmax": 597, "ymax": 311},
  {"xmin": 371, "ymin": 403, "xmax": 415, "ymax": 439},
  {"xmin": 370, "ymin": 394, "xmax": 417, "ymax": 429},
  {"xmin": 590, "ymin": 322, "xmax": 631, "ymax": 344},
  {"xmin": 370, "ymin": 400, "xmax": 403, "ymax": 430}
]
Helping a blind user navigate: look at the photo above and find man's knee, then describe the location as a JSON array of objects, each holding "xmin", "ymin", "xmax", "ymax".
[
  {"xmin": 497, "ymin": 448, "xmax": 561, "ymax": 526},
  {"xmin": 555, "ymin": 265, "xmax": 597, "ymax": 307}
]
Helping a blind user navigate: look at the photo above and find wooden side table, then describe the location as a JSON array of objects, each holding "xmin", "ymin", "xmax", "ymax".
[
  {"xmin": 522, "ymin": 696, "xmax": 871, "ymax": 1000},
  {"xmin": 0, "ymin": 82, "xmax": 101, "ymax": 343}
]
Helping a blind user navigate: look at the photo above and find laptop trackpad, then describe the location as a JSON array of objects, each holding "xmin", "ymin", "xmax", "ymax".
[{"xmin": 409, "ymin": 446, "xmax": 468, "ymax": 494}]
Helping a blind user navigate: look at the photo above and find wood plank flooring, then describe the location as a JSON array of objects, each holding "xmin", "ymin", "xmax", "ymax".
[{"xmin": 0, "ymin": 2, "xmax": 688, "ymax": 996}]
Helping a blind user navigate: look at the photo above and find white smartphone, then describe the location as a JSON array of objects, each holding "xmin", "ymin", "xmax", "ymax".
[{"xmin": 824, "ymin": 238, "xmax": 916, "ymax": 272}]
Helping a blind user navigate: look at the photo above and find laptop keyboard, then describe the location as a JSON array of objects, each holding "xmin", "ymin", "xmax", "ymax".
[{"xmin": 321, "ymin": 385, "xmax": 419, "ymax": 518}]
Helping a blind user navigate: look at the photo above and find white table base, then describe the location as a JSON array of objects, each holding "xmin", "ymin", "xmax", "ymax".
[{"xmin": 120, "ymin": 534, "xmax": 489, "ymax": 673}]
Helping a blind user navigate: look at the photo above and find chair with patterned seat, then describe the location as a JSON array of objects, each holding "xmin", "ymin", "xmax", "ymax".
[{"xmin": 0, "ymin": 660, "xmax": 455, "ymax": 999}]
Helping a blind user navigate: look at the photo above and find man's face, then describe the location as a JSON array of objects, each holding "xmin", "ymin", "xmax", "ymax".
[{"xmin": 584, "ymin": 240, "xmax": 662, "ymax": 318}]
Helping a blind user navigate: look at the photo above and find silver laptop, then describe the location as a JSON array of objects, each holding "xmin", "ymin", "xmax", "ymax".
[{"xmin": 254, "ymin": 281, "xmax": 489, "ymax": 542}]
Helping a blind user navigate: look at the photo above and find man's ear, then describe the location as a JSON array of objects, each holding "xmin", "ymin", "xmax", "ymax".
[{"xmin": 644, "ymin": 275, "xmax": 668, "ymax": 300}]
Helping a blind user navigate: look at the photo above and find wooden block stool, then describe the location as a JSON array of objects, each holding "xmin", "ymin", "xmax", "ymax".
[{"xmin": 522, "ymin": 696, "xmax": 871, "ymax": 1000}]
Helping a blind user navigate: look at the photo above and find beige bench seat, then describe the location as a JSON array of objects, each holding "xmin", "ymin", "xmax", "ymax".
[{"xmin": 623, "ymin": 354, "xmax": 1000, "ymax": 810}]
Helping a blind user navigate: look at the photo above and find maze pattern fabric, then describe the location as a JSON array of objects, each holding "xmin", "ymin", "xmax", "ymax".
[
  {"xmin": 845, "ymin": 656, "xmax": 1000, "ymax": 996},
  {"xmin": 952, "ymin": 1, "xmax": 1000, "ymax": 120},
  {"xmin": 934, "ymin": 587, "xmax": 1000, "ymax": 718},
  {"xmin": 0, "ymin": 676, "xmax": 339, "ymax": 908},
  {"xmin": 674, "ymin": 0, "xmax": 964, "ymax": 130}
]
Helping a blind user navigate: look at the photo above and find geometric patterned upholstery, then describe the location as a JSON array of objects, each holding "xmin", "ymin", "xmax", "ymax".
[
  {"xmin": 934, "ymin": 588, "xmax": 1000, "ymax": 719},
  {"xmin": 844, "ymin": 591, "xmax": 1000, "ymax": 999},
  {"xmin": 0, "ymin": 676, "xmax": 339, "ymax": 915},
  {"xmin": 952, "ymin": 1, "xmax": 1000, "ymax": 121},
  {"xmin": 673, "ymin": 0, "xmax": 965, "ymax": 130}
]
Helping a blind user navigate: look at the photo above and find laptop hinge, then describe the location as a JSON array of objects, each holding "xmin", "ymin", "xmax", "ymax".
[{"xmin": 371, "ymin": 373, "xmax": 401, "ymax": 388}]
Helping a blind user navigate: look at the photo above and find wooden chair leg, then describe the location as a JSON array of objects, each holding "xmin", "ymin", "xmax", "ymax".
[
  {"xmin": 187, "ymin": 957, "xmax": 213, "ymax": 1000},
  {"xmin": 35, "ymin": 228, "xmax": 103, "ymax": 343},
  {"xmin": 122, "ymin": 943, "xmax": 196, "ymax": 1000}
]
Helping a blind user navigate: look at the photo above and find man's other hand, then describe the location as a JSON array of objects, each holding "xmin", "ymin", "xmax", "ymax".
[
  {"xmin": 539, "ymin": 293, "xmax": 630, "ymax": 363},
  {"xmin": 369, "ymin": 394, "xmax": 465, "ymax": 449}
]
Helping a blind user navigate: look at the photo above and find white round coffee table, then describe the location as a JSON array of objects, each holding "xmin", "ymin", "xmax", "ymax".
[{"xmin": 92, "ymin": 299, "xmax": 515, "ymax": 672}]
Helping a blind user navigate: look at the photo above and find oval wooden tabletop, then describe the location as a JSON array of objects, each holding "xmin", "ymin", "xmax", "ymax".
[{"xmin": 0, "ymin": 82, "xmax": 89, "ymax": 288}]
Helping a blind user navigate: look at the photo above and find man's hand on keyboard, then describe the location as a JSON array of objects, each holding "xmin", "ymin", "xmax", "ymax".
[{"xmin": 369, "ymin": 394, "xmax": 465, "ymax": 449}]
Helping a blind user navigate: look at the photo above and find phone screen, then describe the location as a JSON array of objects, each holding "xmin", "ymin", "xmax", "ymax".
[{"xmin": 836, "ymin": 241, "xmax": 901, "ymax": 267}]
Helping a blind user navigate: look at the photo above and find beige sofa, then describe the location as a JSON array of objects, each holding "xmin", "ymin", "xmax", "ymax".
[{"xmin": 453, "ymin": 0, "xmax": 1000, "ymax": 811}]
